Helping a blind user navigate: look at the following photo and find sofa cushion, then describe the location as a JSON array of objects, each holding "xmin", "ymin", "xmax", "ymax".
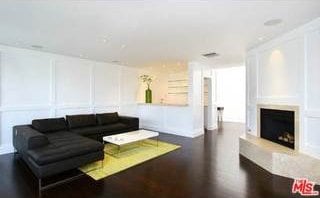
[
  {"xmin": 96, "ymin": 112, "xmax": 119, "ymax": 125},
  {"xmin": 101, "ymin": 123, "xmax": 128, "ymax": 133},
  {"xmin": 66, "ymin": 114, "xmax": 96, "ymax": 129},
  {"xmin": 32, "ymin": 118, "xmax": 67, "ymax": 133},
  {"xmin": 119, "ymin": 116, "xmax": 139, "ymax": 129},
  {"xmin": 70, "ymin": 123, "xmax": 128, "ymax": 137},
  {"xmin": 70, "ymin": 126, "xmax": 103, "ymax": 136},
  {"xmin": 27, "ymin": 131, "xmax": 103, "ymax": 165}
]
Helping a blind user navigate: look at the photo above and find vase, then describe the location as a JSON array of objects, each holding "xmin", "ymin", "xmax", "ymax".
[{"xmin": 145, "ymin": 88, "xmax": 152, "ymax": 103}]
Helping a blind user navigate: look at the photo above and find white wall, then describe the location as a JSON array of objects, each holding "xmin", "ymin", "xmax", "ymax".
[
  {"xmin": 203, "ymin": 69, "xmax": 218, "ymax": 130},
  {"xmin": 137, "ymin": 62, "xmax": 217, "ymax": 137},
  {"xmin": 0, "ymin": 45, "xmax": 140, "ymax": 154},
  {"xmin": 138, "ymin": 67, "xmax": 188, "ymax": 105},
  {"xmin": 216, "ymin": 66, "xmax": 246, "ymax": 123},
  {"xmin": 137, "ymin": 104, "xmax": 194, "ymax": 137},
  {"xmin": 246, "ymin": 17, "xmax": 320, "ymax": 158}
]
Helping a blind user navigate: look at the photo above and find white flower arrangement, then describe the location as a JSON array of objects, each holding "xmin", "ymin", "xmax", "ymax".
[{"xmin": 140, "ymin": 74, "xmax": 154, "ymax": 89}]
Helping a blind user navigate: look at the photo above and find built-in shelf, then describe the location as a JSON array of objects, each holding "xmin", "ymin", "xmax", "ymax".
[
  {"xmin": 168, "ymin": 79, "xmax": 188, "ymax": 82},
  {"xmin": 167, "ymin": 74, "xmax": 188, "ymax": 104},
  {"xmin": 168, "ymin": 92, "xmax": 188, "ymax": 95},
  {"xmin": 168, "ymin": 86, "xmax": 189, "ymax": 88}
]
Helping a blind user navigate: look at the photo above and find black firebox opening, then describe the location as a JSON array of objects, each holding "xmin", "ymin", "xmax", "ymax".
[{"xmin": 260, "ymin": 108, "xmax": 295, "ymax": 149}]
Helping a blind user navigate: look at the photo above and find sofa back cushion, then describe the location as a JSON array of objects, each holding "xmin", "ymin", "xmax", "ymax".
[
  {"xmin": 32, "ymin": 118, "xmax": 67, "ymax": 133},
  {"xmin": 66, "ymin": 114, "xmax": 96, "ymax": 129},
  {"xmin": 96, "ymin": 112, "xmax": 119, "ymax": 125}
]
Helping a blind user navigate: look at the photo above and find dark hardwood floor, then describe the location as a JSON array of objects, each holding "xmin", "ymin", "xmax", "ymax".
[{"xmin": 0, "ymin": 122, "xmax": 315, "ymax": 198}]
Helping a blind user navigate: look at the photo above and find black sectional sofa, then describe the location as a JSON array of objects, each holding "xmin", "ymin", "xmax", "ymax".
[{"xmin": 13, "ymin": 112, "xmax": 139, "ymax": 193}]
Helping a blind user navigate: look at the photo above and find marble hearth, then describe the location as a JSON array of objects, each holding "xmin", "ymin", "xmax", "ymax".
[
  {"xmin": 240, "ymin": 134, "xmax": 320, "ymax": 184},
  {"xmin": 240, "ymin": 104, "xmax": 320, "ymax": 184}
]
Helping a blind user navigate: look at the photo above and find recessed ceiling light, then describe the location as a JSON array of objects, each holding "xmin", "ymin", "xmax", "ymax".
[
  {"xmin": 202, "ymin": 52, "xmax": 219, "ymax": 58},
  {"xmin": 102, "ymin": 38, "xmax": 108, "ymax": 43},
  {"xmin": 31, "ymin": 45, "xmax": 43, "ymax": 49},
  {"xmin": 121, "ymin": 44, "xmax": 126, "ymax": 49},
  {"xmin": 264, "ymin": 19, "xmax": 283, "ymax": 26},
  {"xmin": 258, "ymin": 37, "xmax": 265, "ymax": 41}
]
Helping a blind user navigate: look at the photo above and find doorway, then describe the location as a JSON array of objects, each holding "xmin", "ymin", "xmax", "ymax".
[{"xmin": 203, "ymin": 77, "xmax": 217, "ymax": 130}]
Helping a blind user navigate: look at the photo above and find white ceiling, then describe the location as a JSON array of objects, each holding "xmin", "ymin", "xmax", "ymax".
[{"xmin": 0, "ymin": 1, "xmax": 320, "ymax": 68}]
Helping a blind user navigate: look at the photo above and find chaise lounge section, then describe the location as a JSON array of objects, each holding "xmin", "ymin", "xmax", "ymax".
[{"xmin": 13, "ymin": 112, "xmax": 139, "ymax": 194}]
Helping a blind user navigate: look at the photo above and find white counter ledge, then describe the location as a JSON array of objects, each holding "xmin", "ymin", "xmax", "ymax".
[{"xmin": 137, "ymin": 103, "xmax": 188, "ymax": 107}]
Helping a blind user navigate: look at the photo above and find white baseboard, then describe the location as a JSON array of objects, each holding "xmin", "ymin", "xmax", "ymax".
[
  {"xmin": 0, "ymin": 144, "xmax": 14, "ymax": 155},
  {"xmin": 206, "ymin": 124, "xmax": 217, "ymax": 131},
  {"xmin": 192, "ymin": 128, "xmax": 204, "ymax": 138},
  {"xmin": 302, "ymin": 144, "xmax": 320, "ymax": 160}
]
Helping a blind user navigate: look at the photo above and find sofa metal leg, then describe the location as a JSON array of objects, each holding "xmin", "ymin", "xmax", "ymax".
[
  {"xmin": 101, "ymin": 159, "xmax": 104, "ymax": 168},
  {"xmin": 13, "ymin": 151, "xmax": 20, "ymax": 160},
  {"xmin": 38, "ymin": 178, "xmax": 42, "ymax": 198},
  {"xmin": 37, "ymin": 172, "xmax": 85, "ymax": 197}
]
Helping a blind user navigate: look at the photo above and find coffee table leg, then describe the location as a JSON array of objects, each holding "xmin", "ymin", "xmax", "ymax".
[{"xmin": 157, "ymin": 136, "xmax": 159, "ymax": 147}]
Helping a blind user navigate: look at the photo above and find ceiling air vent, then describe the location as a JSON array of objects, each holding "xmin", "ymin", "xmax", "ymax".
[{"xmin": 202, "ymin": 52, "xmax": 219, "ymax": 58}]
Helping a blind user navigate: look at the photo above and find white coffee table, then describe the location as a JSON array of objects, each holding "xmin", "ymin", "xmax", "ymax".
[{"xmin": 103, "ymin": 129, "xmax": 159, "ymax": 156}]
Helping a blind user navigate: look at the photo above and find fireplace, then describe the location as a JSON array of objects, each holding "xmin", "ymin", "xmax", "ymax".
[{"xmin": 260, "ymin": 108, "xmax": 295, "ymax": 149}]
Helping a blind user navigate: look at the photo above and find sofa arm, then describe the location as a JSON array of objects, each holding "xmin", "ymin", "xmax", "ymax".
[
  {"xmin": 119, "ymin": 116, "xmax": 139, "ymax": 129},
  {"xmin": 13, "ymin": 125, "xmax": 49, "ymax": 152}
]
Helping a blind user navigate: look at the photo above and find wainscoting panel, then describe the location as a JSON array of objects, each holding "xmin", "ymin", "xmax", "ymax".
[
  {"xmin": 121, "ymin": 67, "xmax": 141, "ymax": 104},
  {"xmin": 305, "ymin": 29, "xmax": 320, "ymax": 110},
  {"xmin": 257, "ymin": 37, "xmax": 303, "ymax": 99},
  {"xmin": 0, "ymin": 50, "xmax": 52, "ymax": 107},
  {"xmin": 94, "ymin": 106, "xmax": 120, "ymax": 114},
  {"xmin": 55, "ymin": 59, "xmax": 92, "ymax": 105},
  {"xmin": 163, "ymin": 106, "xmax": 192, "ymax": 135},
  {"xmin": 0, "ymin": 45, "xmax": 141, "ymax": 155},
  {"xmin": 94, "ymin": 62, "xmax": 121, "ymax": 105},
  {"xmin": 137, "ymin": 104, "xmax": 195, "ymax": 137},
  {"xmin": 247, "ymin": 105, "xmax": 257, "ymax": 135},
  {"xmin": 55, "ymin": 107, "xmax": 93, "ymax": 117},
  {"xmin": 138, "ymin": 105, "xmax": 164, "ymax": 130},
  {"xmin": 1, "ymin": 110, "xmax": 50, "ymax": 150},
  {"xmin": 119, "ymin": 104, "xmax": 138, "ymax": 117},
  {"xmin": 246, "ymin": 55, "xmax": 257, "ymax": 105},
  {"xmin": 305, "ymin": 116, "xmax": 320, "ymax": 153}
]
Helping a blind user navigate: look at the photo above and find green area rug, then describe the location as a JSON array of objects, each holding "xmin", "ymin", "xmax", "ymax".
[{"xmin": 79, "ymin": 139, "xmax": 180, "ymax": 180}]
